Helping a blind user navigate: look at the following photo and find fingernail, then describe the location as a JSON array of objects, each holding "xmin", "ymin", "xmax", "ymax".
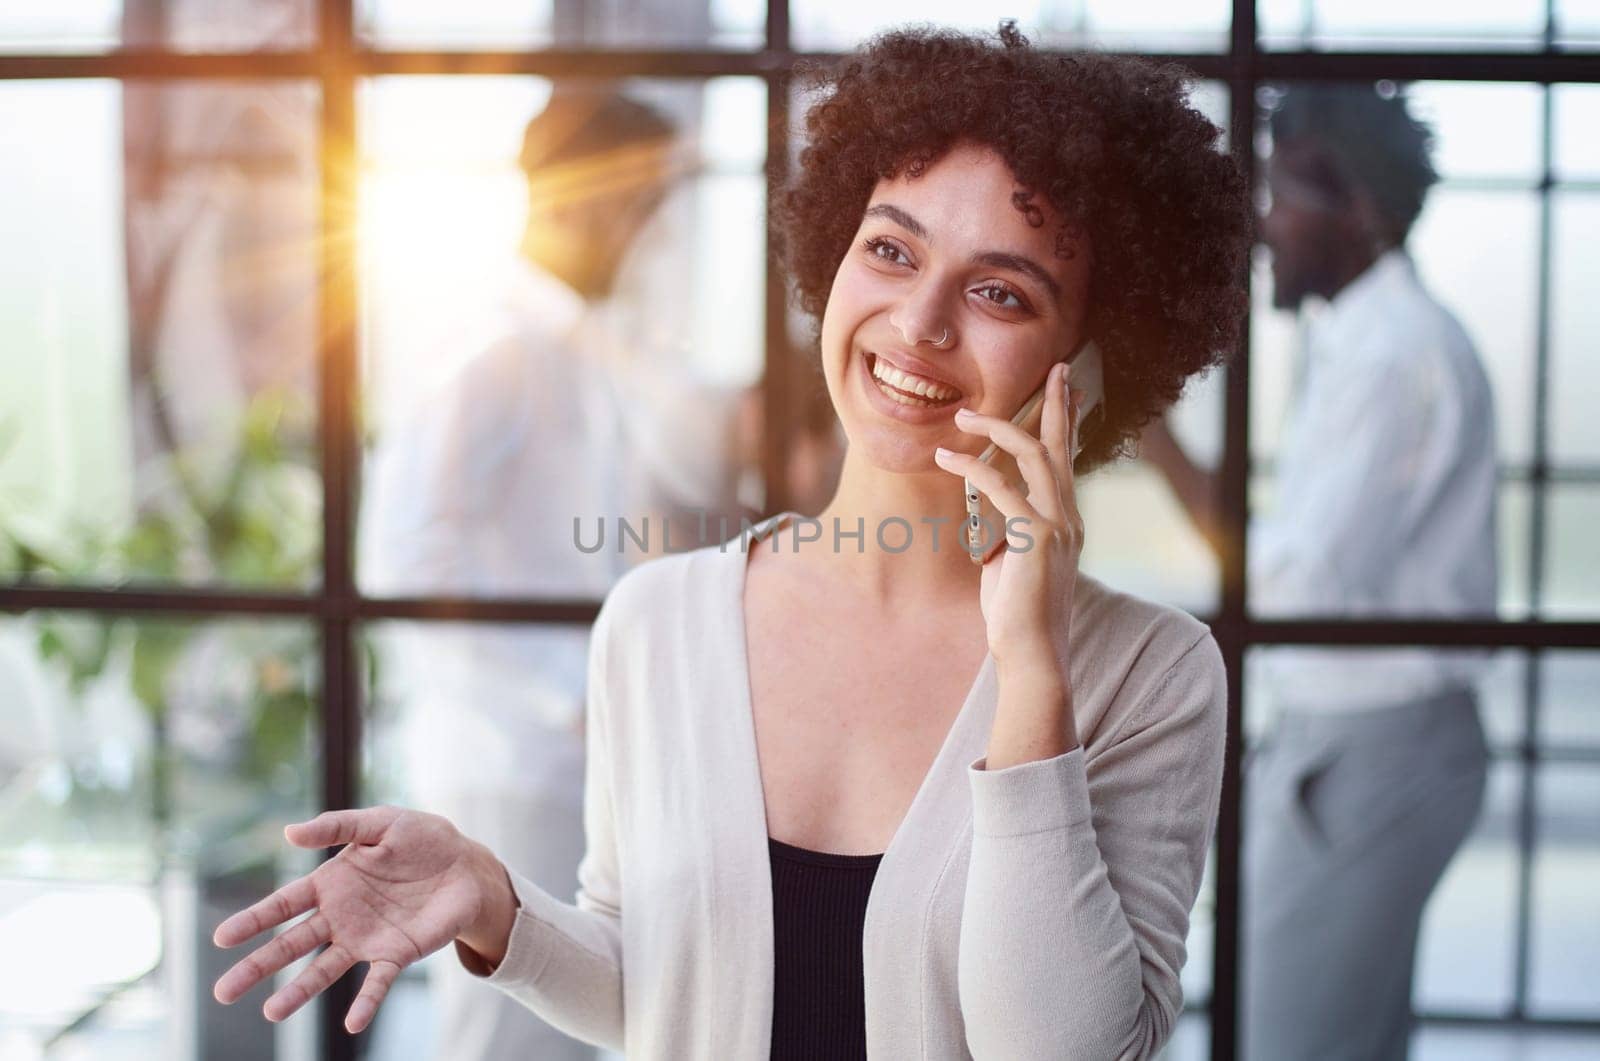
[
  {"xmin": 954, "ymin": 407, "xmax": 973, "ymax": 420},
  {"xmin": 934, "ymin": 447, "xmax": 953, "ymax": 461}
]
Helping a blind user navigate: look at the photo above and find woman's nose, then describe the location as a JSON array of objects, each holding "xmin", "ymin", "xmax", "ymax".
[{"xmin": 887, "ymin": 281, "xmax": 952, "ymax": 348}]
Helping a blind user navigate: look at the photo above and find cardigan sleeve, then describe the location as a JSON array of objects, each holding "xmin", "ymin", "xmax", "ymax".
[
  {"xmin": 957, "ymin": 630, "xmax": 1227, "ymax": 1060},
  {"xmin": 453, "ymin": 596, "xmax": 627, "ymax": 1052}
]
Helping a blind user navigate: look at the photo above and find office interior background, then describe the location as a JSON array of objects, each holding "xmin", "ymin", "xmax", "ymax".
[{"xmin": 1, "ymin": 1, "xmax": 1596, "ymax": 1059}]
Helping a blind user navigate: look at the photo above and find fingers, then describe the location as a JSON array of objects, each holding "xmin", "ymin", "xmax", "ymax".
[
  {"xmin": 931, "ymin": 446, "xmax": 1042, "ymax": 549},
  {"xmin": 1040, "ymin": 360, "xmax": 1071, "ymax": 474},
  {"xmin": 214, "ymin": 913, "xmax": 331, "ymax": 1004},
  {"xmin": 263, "ymin": 941, "xmax": 356, "ymax": 1023},
  {"xmin": 344, "ymin": 960, "xmax": 402, "ymax": 1034},
  {"xmin": 285, "ymin": 806, "xmax": 401, "ymax": 851},
  {"xmin": 215, "ymin": 876, "xmax": 317, "ymax": 948},
  {"xmin": 947, "ymin": 406, "xmax": 1063, "ymax": 525}
]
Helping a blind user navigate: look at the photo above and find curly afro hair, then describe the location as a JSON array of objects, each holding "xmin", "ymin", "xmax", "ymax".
[{"xmin": 772, "ymin": 21, "xmax": 1254, "ymax": 473}]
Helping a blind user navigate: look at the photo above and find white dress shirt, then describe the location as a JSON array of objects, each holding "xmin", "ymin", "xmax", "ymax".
[
  {"xmin": 1249, "ymin": 248, "xmax": 1499, "ymax": 713},
  {"xmin": 362, "ymin": 257, "xmax": 739, "ymax": 795}
]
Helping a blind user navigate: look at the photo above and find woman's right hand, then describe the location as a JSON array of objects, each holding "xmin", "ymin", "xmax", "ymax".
[{"xmin": 212, "ymin": 806, "xmax": 518, "ymax": 1034}]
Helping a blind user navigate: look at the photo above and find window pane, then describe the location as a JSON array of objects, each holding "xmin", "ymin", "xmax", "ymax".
[
  {"xmin": 361, "ymin": 620, "xmax": 595, "ymax": 1058},
  {"xmin": 355, "ymin": 76, "xmax": 768, "ymax": 600},
  {"xmin": 1259, "ymin": 0, "xmax": 1548, "ymax": 50},
  {"xmin": 1414, "ymin": 1025, "xmax": 1600, "ymax": 1059},
  {"xmin": 356, "ymin": 0, "xmax": 765, "ymax": 49},
  {"xmin": 1555, "ymin": 0, "xmax": 1600, "ymax": 49},
  {"xmin": 1081, "ymin": 375, "xmax": 1222, "ymax": 616},
  {"xmin": 1543, "ymin": 486, "xmax": 1600, "ymax": 618},
  {"xmin": 1549, "ymin": 191, "xmax": 1600, "ymax": 465},
  {"xmin": 1408, "ymin": 82, "xmax": 1544, "ymax": 182},
  {"xmin": 1530, "ymin": 765, "xmax": 1600, "ymax": 1017},
  {"xmin": 0, "ymin": 0, "xmax": 313, "ymax": 53},
  {"xmin": 790, "ymin": 2, "xmax": 1230, "ymax": 53},
  {"xmin": 1410, "ymin": 189, "xmax": 1540, "ymax": 468},
  {"xmin": 1500, "ymin": 479, "xmax": 1534, "ymax": 621},
  {"xmin": 0, "ymin": 612, "xmax": 319, "ymax": 1059},
  {"xmin": 1157, "ymin": 1011, "xmax": 1211, "ymax": 1061},
  {"xmin": 1541, "ymin": 651, "xmax": 1600, "ymax": 751},
  {"xmin": 0, "ymin": 80, "xmax": 322, "ymax": 590},
  {"xmin": 1553, "ymin": 86, "xmax": 1600, "ymax": 181}
]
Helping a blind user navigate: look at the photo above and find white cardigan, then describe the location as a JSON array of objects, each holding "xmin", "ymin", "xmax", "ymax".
[{"xmin": 457, "ymin": 511, "xmax": 1227, "ymax": 1059}]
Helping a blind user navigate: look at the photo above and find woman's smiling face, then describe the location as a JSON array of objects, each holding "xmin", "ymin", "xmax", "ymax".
[{"xmin": 819, "ymin": 141, "xmax": 1092, "ymax": 472}]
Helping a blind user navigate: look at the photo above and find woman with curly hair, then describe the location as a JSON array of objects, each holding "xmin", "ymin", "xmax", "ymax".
[{"xmin": 212, "ymin": 22, "xmax": 1253, "ymax": 1060}]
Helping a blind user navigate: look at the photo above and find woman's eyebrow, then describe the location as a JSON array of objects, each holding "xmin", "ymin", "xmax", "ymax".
[
  {"xmin": 863, "ymin": 202, "xmax": 1063, "ymax": 302},
  {"xmin": 862, "ymin": 203, "xmax": 926, "ymax": 239}
]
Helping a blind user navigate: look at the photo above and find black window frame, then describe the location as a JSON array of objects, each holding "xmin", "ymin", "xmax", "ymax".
[{"xmin": 2, "ymin": 1, "xmax": 1599, "ymax": 1058}]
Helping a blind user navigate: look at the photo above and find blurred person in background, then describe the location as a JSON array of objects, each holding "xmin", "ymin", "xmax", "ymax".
[
  {"xmin": 362, "ymin": 85, "xmax": 752, "ymax": 1061},
  {"xmin": 1141, "ymin": 83, "xmax": 1498, "ymax": 1059}
]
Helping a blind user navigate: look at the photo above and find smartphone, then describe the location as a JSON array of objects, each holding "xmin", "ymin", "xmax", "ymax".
[{"xmin": 963, "ymin": 339, "xmax": 1105, "ymax": 564}]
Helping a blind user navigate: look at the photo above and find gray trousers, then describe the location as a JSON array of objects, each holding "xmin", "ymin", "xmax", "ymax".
[{"xmin": 1242, "ymin": 686, "xmax": 1489, "ymax": 1061}]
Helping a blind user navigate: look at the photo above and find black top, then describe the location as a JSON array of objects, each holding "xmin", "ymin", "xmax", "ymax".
[{"xmin": 767, "ymin": 836, "xmax": 886, "ymax": 1061}]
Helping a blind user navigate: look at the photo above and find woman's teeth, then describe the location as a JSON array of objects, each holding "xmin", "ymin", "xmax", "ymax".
[{"xmin": 870, "ymin": 356, "xmax": 960, "ymax": 406}]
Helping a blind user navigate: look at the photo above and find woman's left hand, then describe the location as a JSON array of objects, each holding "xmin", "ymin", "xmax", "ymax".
[{"xmin": 932, "ymin": 360, "xmax": 1086, "ymax": 671}]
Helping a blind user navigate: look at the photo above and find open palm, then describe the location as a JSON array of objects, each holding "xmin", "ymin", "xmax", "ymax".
[{"xmin": 212, "ymin": 806, "xmax": 490, "ymax": 1033}]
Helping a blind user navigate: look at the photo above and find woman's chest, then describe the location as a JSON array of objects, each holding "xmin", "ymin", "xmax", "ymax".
[{"xmin": 744, "ymin": 594, "xmax": 989, "ymax": 855}]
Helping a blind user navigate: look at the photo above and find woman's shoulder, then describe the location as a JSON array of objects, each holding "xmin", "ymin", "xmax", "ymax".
[
  {"xmin": 1068, "ymin": 572, "xmax": 1225, "ymax": 748},
  {"xmin": 1071, "ymin": 571, "xmax": 1216, "ymax": 664},
  {"xmin": 591, "ymin": 540, "xmax": 740, "ymax": 649}
]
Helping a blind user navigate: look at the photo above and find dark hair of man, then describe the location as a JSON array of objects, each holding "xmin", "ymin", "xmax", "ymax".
[
  {"xmin": 519, "ymin": 84, "xmax": 677, "ymax": 178},
  {"xmin": 1266, "ymin": 83, "xmax": 1439, "ymax": 244}
]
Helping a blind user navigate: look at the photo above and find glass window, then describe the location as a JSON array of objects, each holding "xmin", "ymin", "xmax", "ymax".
[
  {"xmin": 1548, "ymin": 191, "xmax": 1600, "ymax": 466},
  {"xmin": 1540, "ymin": 651, "xmax": 1600, "ymax": 751},
  {"xmin": 1258, "ymin": 0, "xmax": 1548, "ymax": 51},
  {"xmin": 1552, "ymin": 85, "xmax": 1600, "ymax": 181},
  {"xmin": 0, "ymin": 612, "xmax": 319, "ymax": 1059},
  {"xmin": 1499, "ymin": 480, "xmax": 1534, "ymax": 621},
  {"xmin": 1529, "ymin": 765, "xmax": 1600, "ymax": 1017},
  {"xmin": 354, "ymin": 75, "xmax": 769, "ymax": 600},
  {"xmin": 1409, "ymin": 186, "xmax": 1540, "ymax": 467},
  {"xmin": 1408, "ymin": 82, "xmax": 1544, "ymax": 183},
  {"xmin": 0, "ymin": 0, "xmax": 314, "ymax": 53},
  {"xmin": 1543, "ymin": 485, "xmax": 1600, "ymax": 618},
  {"xmin": 790, "ymin": 2, "xmax": 1230, "ymax": 53},
  {"xmin": 0, "ymin": 80, "xmax": 322, "ymax": 590},
  {"xmin": 360, "ymin": 619, "xmax": 595, "ymax": 1056},
  {"xmin": 355, "ymin": 0, "xmax": 765, "ymax": 50},
  {"xmin": 1555, "ymin": 0, "xmax": 1600, "ymax": 49},
  {"xmin": 1160, "ymin": 1011, "xmax": 1212, "ymax": 1061},
  {"xmin": 1081, "ymin": 371, "xmax": 1223, "ymax": 616}
]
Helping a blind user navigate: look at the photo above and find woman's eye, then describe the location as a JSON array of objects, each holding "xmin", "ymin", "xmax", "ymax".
[
  {"xmin": 864, "ymin": 238, "xmax": 908, "ymax": 266},
  {"xmin": 976, "ymin": 284, "xmax": 1024, "ymax": 310}
]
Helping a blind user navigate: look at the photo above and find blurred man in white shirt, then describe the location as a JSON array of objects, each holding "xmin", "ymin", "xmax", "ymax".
[
  {"xmin": 363, "ymin": 87, "xmax": 751, "ymax": 1061},
  {"xmin": 1142, "ymin": 84, "xmax": 1496, "ymax": 1060}
]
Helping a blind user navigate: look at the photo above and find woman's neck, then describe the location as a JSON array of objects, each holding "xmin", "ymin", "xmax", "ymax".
[{"xmin": 807, "ymin": 448, "xmax": 984, "ymax": 612}]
